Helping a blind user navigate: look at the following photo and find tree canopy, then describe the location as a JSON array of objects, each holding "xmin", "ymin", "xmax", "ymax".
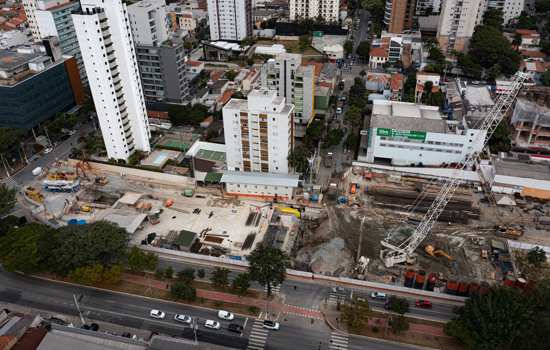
[
  {"xmin": 343, "ymin": 40, "xmax": 354, "ymax": 55},
  {"xmin": 0, "ymin": 223, "xmax": 54, "ymax": 273},
  {"xmin": 483, "ymin": 8, "xmax": 504, "ymax": 29},
  {"xmin": 468, "ymin": 25, "xmax": 520, "ymax": 76},
  {"xmin": 247, "ymin": 244, "xmax": 289, "ymax": 297},
  {"xmin": 341, "ymin": 297, "xmax": 370, "ymax": 332},
  {"xmin": 288, "ymin": 144, "xmax": 312, "ymax": 174},
  {"xmin": 356, "ymin": 41, "xmax": 371, "ymax": 61},
  {"xmin": 445, "ymin": 287, "xmax": 547, "ymax": 350},
  {"xmin": 168, "ymin": 104, "xmax": 209, "ymax": 126},
  {"xmin": 0, "ymin": 184, "xmax": 16, "ymax": 217}
]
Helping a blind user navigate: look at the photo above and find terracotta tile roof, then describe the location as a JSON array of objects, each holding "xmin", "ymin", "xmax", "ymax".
[
  {"xmin": 218, "ymin": 89, "xmax": 234, "ymax": 105},
  {"xmin": 318, "ymin": 81, "xmax": 332, "ymax": 88},
  {"xmin": 0, "ymin": 336, "xmax": 16, "ymax": 350},
  {"xmin": 369, "ymin": 47, "xmax": 388, "ymax": 58},
  {"xmin": 147, "ymin": 110, "xmax": 169, "ymax": 120},
  {"xmin": 210, "ymin": 70, "xmax": 224, "ymax": 82},
  {"xmin": 12, "ymin": 328, "xmax": 47, "ymax": 350},
  {"xmin": 390, "ymin": 73, "xmax": 404, "ymax": 91},
  {"xmin": 521, "ymin": 50, "xmax": 546, "ymax": 58},
  {"xmin": 516, "ymin": 29, "xmax": 540, "ymax": 37},
  {"xmin": 187, "ymin": 60, "xmax": 203, "ymax": 67},
  {"xmin": 302, "ymin": 61, "xmax": 323, "ymax": 77}
]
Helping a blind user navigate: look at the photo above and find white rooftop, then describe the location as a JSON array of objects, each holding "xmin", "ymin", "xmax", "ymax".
[
  {"xmin": 221, "ymin": 171, "xmax": 300, "ymax": 187},
  {"xmin": 464, "ymin": 86, "xmax": 494, "ymax": 106}
]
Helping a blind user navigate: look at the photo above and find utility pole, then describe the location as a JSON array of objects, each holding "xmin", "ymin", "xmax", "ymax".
[
  {"xmin": 73, "ymin": 294, "xmax": 86, "ymax": 325},
  {"xmin": 356, "ymin": 216, "xmax": 366, "ymax": 262}
]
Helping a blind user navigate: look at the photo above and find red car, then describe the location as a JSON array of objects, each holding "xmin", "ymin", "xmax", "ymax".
[{"xmin": 415, "ymin": 300, "xmax": 432, "ymax": 308}]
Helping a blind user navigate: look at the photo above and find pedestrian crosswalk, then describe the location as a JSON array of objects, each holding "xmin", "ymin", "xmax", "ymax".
[
  {"xmin": 329, "ymin": 332, "xmax": 349, "ymax": 350},
  {"xmin": 247, "ymin": 319, "xmax": 269, "ymax": 350},
  {"xmin": 328, "ymin": 292, "xmax": 346, "ymax": 305},
  {"xmin": 1, "ymin": 176, "xmax": 18, "ymax": 189},
  {"xmin": 265, "ymin": 284, "xmax": 281, "ymax": 295}
]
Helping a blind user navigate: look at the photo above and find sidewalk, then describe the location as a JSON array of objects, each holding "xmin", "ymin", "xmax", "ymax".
[{"xmin": 122, "ymin": 273, "xmax": 323, "ymax": 319}]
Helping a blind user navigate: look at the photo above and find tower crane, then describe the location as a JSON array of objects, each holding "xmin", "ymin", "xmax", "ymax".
[{"xmin": 380, "ymin": 72, "xmax": 528, "ymax": 268}]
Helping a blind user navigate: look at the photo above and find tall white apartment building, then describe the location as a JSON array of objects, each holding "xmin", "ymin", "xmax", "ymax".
[
  {"xmin": 437, "ymin": 0, "xmax": 485, "ymax": 53},
  {"xmin": 22, "ymin": 0, "xmax": 41, "ymax": 41},
  {"xmin": 207, "ymin": 0, "xmax": 252, "ymax": 41},
  {"xmin": 289, "ymin": 0, "xmax": 340, "ymax": 23},
  {"xmin": 487, "ymin": 0, "xmax": 525, "ymax": 25},
  {"xmin": 261, "ymin": 53, "xmax": 315, "ymax": 139},
  {"xmin": 73, "ymin": 0, "xmax": 151, "ymax": 161},
  {"xmin": 127, "ymin": 0, "xmax": 169, "ymax": 47},
  {"xmin": 223, "ymin": 88, "xmax": 294, "ymax": 174}
]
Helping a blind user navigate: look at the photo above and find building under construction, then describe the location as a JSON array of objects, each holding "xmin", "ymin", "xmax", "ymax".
[{"xmin": 511, "ymin": 89, "xmax": 550, "ymax": 148}]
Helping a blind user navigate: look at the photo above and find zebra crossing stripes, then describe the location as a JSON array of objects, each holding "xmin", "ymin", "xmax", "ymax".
[
  {"xmin": 247, "ymin": 319, "xmax": 269, "ymax": 350},
  {"xmin": 328, "ymin": 292, "xmax": 346, "ymax": 304},
  {"xmin": 1, "ymin": 177, "xmax": 18, "ymax": 188},
  {"xmin": 265, "ymin": 284, "xmax": 281, "ymax": 295},
  {"xmin": 329, "ymin": 332, "xmax": 349, "ymax": 350}
]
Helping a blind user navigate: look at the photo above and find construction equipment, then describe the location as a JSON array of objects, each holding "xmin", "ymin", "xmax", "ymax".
[
  {"xmin": 424, "ymin": 245, "xmax": 454, "ymax": 261},
  {"xmin": 80, "ymin": 205, "xmax": 92, "ymax": 212},
  {"xmin": 95, "ymin": 176, "xmax": 108, "ymax": 185},
  {"xmin": 24, "ymin": 186, "xmax": 44, "ymax": 203},
  {"xmin": 380, "ymin": 72, "xmax": 528, "ymax": 268}
]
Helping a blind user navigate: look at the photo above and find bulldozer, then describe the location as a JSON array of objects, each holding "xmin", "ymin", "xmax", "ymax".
[
  {"xmin": 424, "ymin": 245, "xmax": 454, "ymax": 261},
  {"xmin": 24, "ymin": 186, "xmax": 44, "ymax": 204}
]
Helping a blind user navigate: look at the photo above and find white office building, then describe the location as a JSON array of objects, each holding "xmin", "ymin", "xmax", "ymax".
[
  {"xmin": 362, "ymin": 100, "xmax": 485, "ymax": 166},
  {"xmin": 261, "ymin": 53, "xmax": 315, "ymax": 139},
  {"xmin": 437, "ymin": 0, "xmax": 485, "ymax": 53},
  {"xmin": 207, "ymin": 0, "xmax": 252, "ymax": 41},
  {"xmin": 223, "ymin": 88, "xmax": 294, "ymax": 174},
  {"xmin": 73, "ymin": 0, "xmax": 151, "ymax": 161},
  {"xmin": 127, "ymin": 0, "xmax": 169, "ymax": 47},
  {"xmin": 289, "ymin": 0, "xmax": 340, "ymax": 23},
  {"xmin": 34, "ymin": 0, "xmax": 87, "ymax": 85}
]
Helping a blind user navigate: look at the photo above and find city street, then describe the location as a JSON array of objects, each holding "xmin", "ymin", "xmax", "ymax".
[{"xmin": 0, "ymin": 268, "xmax": 431, "ymax": 349}]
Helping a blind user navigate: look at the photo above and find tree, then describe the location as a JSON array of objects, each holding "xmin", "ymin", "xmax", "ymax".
[
  {"xmin": 248, "ymin": 244, "xmax": 289, "ymax": 297},
  {"xmin": 51, "ymin": 221, "xmax": 128, "ymax": 274},
  {"xmin": 0, "ymin": 223, "xmax": 54, "ymax": 273},
  {"xmin": 445, "ymin": 287, "xmax": 540, "ymax": 350},
  {"xmin": 390, "ymin": 315, "xmax": 409, "ymax": 334},
  {"xmin": 299, "ymin": 35, "xmax": 310, "ymax": 51},
  {"xmin": 0, "ymin": 128, "xmax": 23, "ymax": 154},
  {"xmin": 483, "ymin": 8, "xmax": 503, "ymax": 29},
  {"xmin": 344, "ymin": 40, "xmax": 354, "ymax": 55},
  {"xmin": 527, "ymin": 247, "xmax": 546, "ymax": 267},
  {"xmin": 341, "ymin": 297, "xmax": 370, "ymax": 332},
  {"xmin": 541, "ymin": 71, "xmax": 550, "ymax": 87},
  {"xmin": 386, "ymin": 296, "xmax": 409, "ymax": 315},
  {"xmin": 356, "ymin": 41, "xmax": 370, "ymax": 61},
  {"xmin": 349, "ymin": 77, "xmax": 367, "ymax": 107},
  {"xmin": 457, "ymin": 53, "xmax": 483, "ymax": 79},
  {"xmin": 403, "ymin": 69, "xmax": 417, "ymax": 102},
  {"xmin": 232, "ymin": 272, "xmax": 251, "ymax": 296},
  {"xmin": 323, "ymin": 129, "xmax": 345, "ymax": 148},
  {"xmin": 177, "ymin": 268, "xmax": 196, "ymax": 283},
  {"xmin": 428, "ymin": 46, "xmax": 445, "ymax": 64},
  {"xmin": 469, "ymin": 25, "xmax": 520, "ymax": 75},
  {"xmin": 170, "ymin": 281, "xmax": 197, "ymax": 301},
  {"xmin": 210, "ymin": 267, "xmax": 230, "ymax": 289},
  {"xmin": 164, "ymin": 266, "xmax": 174, "ymax": 279},
  {"xmin": 197, "ymin": 269, "xmax": 206, "ymax": 279},
  {"xmin": 345, "ymin": 105, "xmax": 363, "ymax": 129},
  {"xmin": 288, "ymin": 144, "xmax": 312, "ymax": 173},
  {"xmin": 0, "ymin": 184, "xmax": 16, "ymax": 217},
  {"xmin": 225, "ymin": 70, "xmax": 238, "ymax": 81},
  {"xmin": 488, "ymin": 122, "xmax": 511, "ymax": 153},
  {"xmin": 127, "ymin": 246, "xmax": 158, "ymax": 272},
  {"xmin": 516, "ymin": 11, "xmax": 537, "ymax": 30}
]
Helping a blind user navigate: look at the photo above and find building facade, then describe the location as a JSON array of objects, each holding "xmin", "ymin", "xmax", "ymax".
[
  {"xmin": 207, "ymin": 0, "xmax": 252, "ymax": 41},
  {"xmin": 223, "ymin": 88, "xmax": 294, "ymax": 174},
  {"xmin": 34, "ymin": 0, "xmax": 87, "ymax": 85},
  {"xmin": 127, "ymin": 0, "xmax": 169, "ymax": 47},
  {"xmin": 0, "ymin": 48, "xmax": 83, "ymax": 129},
  {"xmin": 73, "ymin": 0, "xmax": 151, "ymax": 161},
  {"xmin": 487, "ymin": 0, "xmax": 525, "ymax": 25},
  {"xmin": 362, "ymin": 100, "xmax": 485, "ymax": 166},
  {"xmin": 289, "ymin": 0, "xmax": 340, "ymax": 23},
  {"xmin": 22, "ymin": 0, "xmax": 41, "ymax": 41},
  {"xmin": 383, "ymin": 0, "xmax": 415, "ymax": 34},
  {"xmin": 261, "ymin": 53, "xmax": 315, "ymax": 139},
  {"xmin": 437, "ymin": 0, "xmax": 485, "ymax": 53}
]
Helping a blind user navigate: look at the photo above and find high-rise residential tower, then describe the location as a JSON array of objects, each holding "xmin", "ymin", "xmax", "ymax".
[
  {"xmin": 73, "ymin": 0, "xmax": 151, "ymax": 161},
  {"xmin": 207, "ymin": 0, "xmax": 252, "ymax": 41},
  {"xmin": 289, "ymin": 0, "xmax": 340, "ymax": 23},
  {"xmin": 383, "ymin": 0, "xmax": 415, "ymax": 34},
  {"xmin": 437, "ymin": 0, "xmax": 485, "ymax": 53}
]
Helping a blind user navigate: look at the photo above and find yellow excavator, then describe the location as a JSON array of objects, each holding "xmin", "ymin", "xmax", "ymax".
[{"xmin": 425, "ymin": 245, "xmax": 454, "ymax": 261}]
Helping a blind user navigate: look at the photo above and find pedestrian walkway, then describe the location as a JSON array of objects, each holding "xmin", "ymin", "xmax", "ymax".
[
  {"xmin": 265, "ymin": 284, "xmax": 281, "ymax": 296},
  {"xmin": 328, "ymin": 292, "xmax": 346, "ymax": 305},
  {"xmin": 282, "ymin": 303, "xmax": 323, "ymax": 320},
  {"xmin": 247, "ymin": 318, "xmax": 269, "ymax": 350},
  {"xmin": 329, "ymin": 332, "xmax": 349, "ymax": 350},
  {"xmin": 1, "ymin": 176, "xmax": 18, "ymax": 188}
]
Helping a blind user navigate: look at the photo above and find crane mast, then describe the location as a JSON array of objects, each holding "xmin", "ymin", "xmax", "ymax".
[{"xmin": 380, "ymin": 73, "xmax": 528, "ymax": 268}]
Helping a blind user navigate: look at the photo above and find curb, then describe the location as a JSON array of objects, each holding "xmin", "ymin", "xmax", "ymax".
[{"xmin": 27, "ymin": 273, "xmax": 257, "ymax": 319}]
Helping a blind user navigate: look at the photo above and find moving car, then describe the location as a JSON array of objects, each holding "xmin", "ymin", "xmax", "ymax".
[
  {"xmin": 174, "ymin": 314, "xmax": 192, "ymax": 324},
  {"xmin": 228, "ymin": 323, "xmax": 243, "ymax": 333},
  {"xmin": 217, "ymin": 310, "xmax": 234, "ymax": 320},
  {"xmin": 204, "ymin": 320, "xmax": 221, "ymax": 330},
  {"xmin": 415, "ymin": 300, "xmax": 432, "ymax": 309},
  {"xmin": 370, "ymin": 292, "xmax": 387, "ymax": 300},
  {"xmin": 149, "ymin": 309, "xmax": 165, "ymax": 319},
  {"xmin": 262, "ymin": 320, "xmax": 280, "ymax": 330}
]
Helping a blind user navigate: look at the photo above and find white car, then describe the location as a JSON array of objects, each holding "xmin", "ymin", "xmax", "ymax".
[
  {"xmin": 217, "ymin": 310, "xmax": 234, "ymax": 321},
  {"xmin": 370, "ymin": 292, "xmax": 387, "ymax": 300},
  {"xmin": 149, "ymin": 309, "xmax": 165, "ymax": 319},
  {"xmin": 204, "ymin": 320, "xmax": 221, "ymax": 330},
  {"xmin": 43, "ymin": 147, "xmax": 53, "ymax": 154},
  {"xmin": 262, "ymin": 320, "xmax": 280, "ymax": 330},
  {"xmin": 174, "ymin": 314, "xmax": 192, "ymax": 324}
]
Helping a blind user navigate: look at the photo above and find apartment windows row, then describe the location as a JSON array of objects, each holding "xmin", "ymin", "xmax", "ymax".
[
  {"xmin": 378, "ymin": 136, "xmax": 463, "ymax": 148},
  {"xmin": 379, "ymin": 143, "xmax": 462, "ymax": 154}
]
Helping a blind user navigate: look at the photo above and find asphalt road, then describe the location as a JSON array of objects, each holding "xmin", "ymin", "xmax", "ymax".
[
  {"xmin": 0, "ymin": 269, "xmax": 431, "ymax": 349},
  {"xmin": 353, "ymin": 9, "xmax": 371, "ymax": 53}
]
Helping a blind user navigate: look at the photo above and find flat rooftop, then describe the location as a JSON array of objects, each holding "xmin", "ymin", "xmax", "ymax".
[
  {"xmin": 495, "ymin": 159, "xmax": 550, "ymax": 181},
  {"xmin": 0, "ymin": 49, "xmax": 40, "ymax": 71},
  {"xmin": 221, "ymin": 171, "xmax": 300, "ymax": 187},
  {"xmin": 371, "ymin": 100, "xmax": 448, "ymax": 133},
  {"xmin": 464, "ymin": 86, "xmax": 494, "ymax": 106}
]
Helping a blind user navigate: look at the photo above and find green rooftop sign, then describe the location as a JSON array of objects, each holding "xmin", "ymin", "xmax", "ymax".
[{"xmin": 376, "ymin": 128, "xmax": 427, "ymax": 141}]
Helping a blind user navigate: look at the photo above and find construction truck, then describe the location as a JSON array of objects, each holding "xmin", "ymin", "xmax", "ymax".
[{"xmin": 24, "ymin": 186, "xmax": 44, "ymax": 204}]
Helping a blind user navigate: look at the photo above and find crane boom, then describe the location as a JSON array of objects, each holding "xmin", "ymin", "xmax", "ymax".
[{"xmin": 380, "ymin": 72, "xmax": 528, "ymax": 268}]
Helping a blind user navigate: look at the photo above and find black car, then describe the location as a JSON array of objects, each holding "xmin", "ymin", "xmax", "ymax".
[{"xmin": 227, "ymin": 323, "xmax": 243, "ymax": 333}]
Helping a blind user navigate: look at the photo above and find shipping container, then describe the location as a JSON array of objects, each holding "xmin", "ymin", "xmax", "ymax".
[
  {"xmin": 446, "ymin": 280, "xmax": 459, "ymax": 295},
  {"xmin": 426, "ymin": 272, "xmax": 437, "ymax": 291},
  {"xmin": 414, "ymin": 270, "xmax": 426, "ymax": 289},
  {"xmin": 404, "ymin": 270, "xmax": 415, "ymax": 288}
]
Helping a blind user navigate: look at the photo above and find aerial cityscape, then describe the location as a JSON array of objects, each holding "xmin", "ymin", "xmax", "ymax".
[{"xmin": 0, "ymin": 0, "xmax": 549, "ymax": 349}]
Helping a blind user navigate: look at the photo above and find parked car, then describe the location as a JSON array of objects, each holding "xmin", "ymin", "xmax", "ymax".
[
  {"xmin": 204, "ymin": 320, "xmax": 221, "ymax": 330},
  {"xmin": 370, "ymin": 292, "xmax": 387, "ymax": 300},
  {"xmin": 415, "ymin": 300, "xmax": 432, "ymax": 309},
  {"xmin": 262, "ymin": 320, "xmax": 280, "ymax": 331},
  {"xmin": 174, "ymin": 314, "xmax": 192, "ymax": 324},
  {"xmin": 332, "ymin": 286, "xmax": 345, "ymax": 293},
  {"xmin": 228, "ymin": 323, "xmax": 243, "ymax": 333},
  {"xmin": 217, "ymin": 310, "xmax": 234, "ymax": 320},
  {"xmin": 149, "ymin": 309, "xmax": 165, "ymax": 319},
  {"xmin": 336, "ymin": 107, "xmax": 343, "ymax": 114},
  {"xmin": 43, "ymin": 147, "xmax": 53, "ymax": 154}
]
